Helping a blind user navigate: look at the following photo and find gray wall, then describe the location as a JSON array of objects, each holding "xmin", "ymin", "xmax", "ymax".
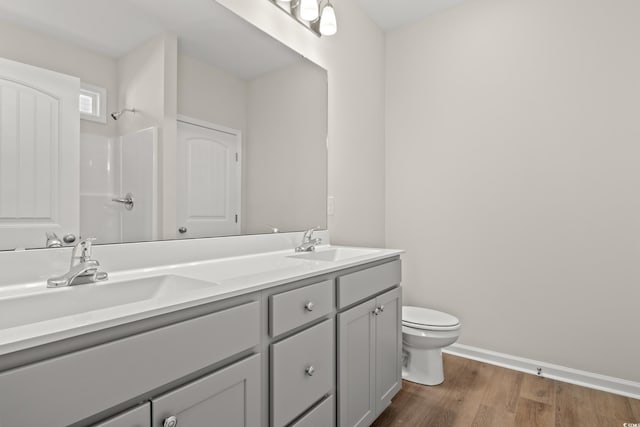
[
  {"xmin": 385, "ymin": 0, "xmax": 640, "ymax": 382},
  {"xmin": 245, "ymin": 61, "xmax": 327, "ymax": 234},
  {"xmin": 177, "ymin": 53, "xmax": 248, "ymax": 133},
  {"xmin": 117, "ymin": 34, "xmax": 178, "ymax": 240}
]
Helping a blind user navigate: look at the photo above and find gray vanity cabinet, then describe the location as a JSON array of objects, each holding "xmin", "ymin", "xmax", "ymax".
[
  {"xmin": 0, "ymin": 257, "xmax": 402, "ymax": 427},
  {"xmin": 269, "ymin": 279, "xmax": 334, "ymax": 338},
  {"xmin": 92, "ymin": 354, "xmax": 261, "ymax": 427},
  {"xmin": 291, "ymin": 395, "xmax": 335, "ymax": 427},
  {"xmin": 337, "ymin": 286, "xmax": 402, "ymax": 427},
  {"xmin": 374, "ymin": 287, "xmax": 402, "ymax": 410},
  {"xmin": 268, "ymin": 279, "xmax": 336, "ymax": 427},
  {"xmin": 152, "ymin": 354, "xmax": 261, "ymax": 427},
  {"xmin": 92, "ymin": 403, "xmax": 150, "ymax": 427},
  {"xmin": 0, "ymin": 299, "xmax": 261, "ymax": 427},
  {"xmin": 271, "ymin": 319, "xmax": 335, "ymax": 426},
  {"xmin": 337, "ymin": 298, "xmax": 377, "ymax": 427}
]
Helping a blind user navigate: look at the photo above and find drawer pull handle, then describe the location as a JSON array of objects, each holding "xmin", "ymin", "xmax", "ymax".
[
  {"xmin": 305, "ymin": 366, "xmax": 316, "ymax": 376},
  {"xmin": 163, "ymin": 416, "xmax": 178, "ymax": 427},
  {"xmin": 304, "ymin": 301, "xmax": 315, "ymax": 312}
]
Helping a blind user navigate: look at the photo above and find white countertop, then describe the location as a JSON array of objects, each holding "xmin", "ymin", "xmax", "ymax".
[{"xmin": 0, "ymin": 245, "xmax": 402, "ymax": 356}]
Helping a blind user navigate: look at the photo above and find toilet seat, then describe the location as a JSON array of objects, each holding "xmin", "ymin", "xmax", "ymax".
[{"xmin": 402, "ymin": 306, "xmax": 460, "ymax": 331}]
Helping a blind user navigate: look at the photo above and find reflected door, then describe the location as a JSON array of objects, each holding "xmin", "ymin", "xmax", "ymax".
[
  {"xmin": 0, "ymin": 57, "xmax": 80, "ymax": 249},
  {"xmin": 177, "ymin": 119, "xmax": 241, "ymax": 238}
]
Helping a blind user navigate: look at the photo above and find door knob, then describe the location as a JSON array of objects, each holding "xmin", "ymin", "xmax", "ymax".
[
  {"xmin": 305, "ymin": 366, "xmax": 315, "ymax": 376},
  {"xmin": 304, "ymin": 301, "xmax": 315, "ymax": 312},
  {"xmin": 163, "ymin": 415, "xmax": 178, "ymax": 427},
  {"xmin": 178, "ymin": 227, "xmax": 188, "ymax": 234}
]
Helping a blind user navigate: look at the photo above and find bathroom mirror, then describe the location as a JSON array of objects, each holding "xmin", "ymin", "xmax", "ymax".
[{"xmin": 0, "ymin": 0, "xmax": 327, "ymax": 250}]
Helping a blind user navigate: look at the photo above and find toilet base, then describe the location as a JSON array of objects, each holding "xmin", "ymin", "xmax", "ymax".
[{"xmin": 402, "ymin": 347, "xmax": 444, "ymax": 386}]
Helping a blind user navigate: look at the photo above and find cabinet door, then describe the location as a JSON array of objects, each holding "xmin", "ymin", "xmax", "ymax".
[
  {"xmin": 0, "ymin": 301, "xmax": 259, "ymax": 427},
  {"xmin": 337, "ymin": 299, "xmax": 377, "ymax": 427},
  {"xmin": 92, "ymin": 403, "xmax": 150, "ymax": 427},
  {"xmin": 152, "ymin": 354, "xmax": 260, "ymax": 427},
  {"xmin": 375, "ymin": 287, "xmax": 402, "ymax": 413}
]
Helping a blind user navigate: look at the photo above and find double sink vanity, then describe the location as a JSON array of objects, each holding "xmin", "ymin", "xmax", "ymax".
[{"xmin": 0, "ymin": 232, "xmax": 403, "ymax": 427}]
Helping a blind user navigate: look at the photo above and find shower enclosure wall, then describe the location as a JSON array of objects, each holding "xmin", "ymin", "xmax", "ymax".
[{"xmin": 80, "ymin": 128, "xmax": 158, "ymax": 244}]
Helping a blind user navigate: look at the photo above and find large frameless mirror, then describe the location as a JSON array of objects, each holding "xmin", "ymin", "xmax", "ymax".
[{"xmin": 0, "ymin": 0, "xmax": 328, "ymax": 251}]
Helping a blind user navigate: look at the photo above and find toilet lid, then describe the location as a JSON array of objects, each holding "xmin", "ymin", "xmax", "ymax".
[{"xmin": 402, "ymin": 306, "xmax": 460, "ymax": 328}]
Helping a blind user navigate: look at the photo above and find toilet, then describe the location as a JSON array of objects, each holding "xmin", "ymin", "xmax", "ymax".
[{"xmin": 402, "ymin": 306, "xmax": 461, "ymax": 386}]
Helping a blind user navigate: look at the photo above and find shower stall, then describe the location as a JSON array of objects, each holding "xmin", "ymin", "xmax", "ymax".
[{"xmin": 80, "ymin": 127, "xmax": 158, "ymax": 244}]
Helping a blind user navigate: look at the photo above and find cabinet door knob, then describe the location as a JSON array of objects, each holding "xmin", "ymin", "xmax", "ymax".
[
  {"xmin": 373, "ymin": 307, "xmax": 380, "ymax": 316},
  {"xmin": 304, "ymin": 301, "xmax": 315, "ymax": 312},
  {"xmin": 305, "ymin": 365, "xmax": 315, "ymax": 376},
  {"xmin": 378, "ymin": 305, "xmax": 385, "ymax": 313},
  {"xmin": 163, "ymin": 415, "xmax": 178, "ymax": 427}
]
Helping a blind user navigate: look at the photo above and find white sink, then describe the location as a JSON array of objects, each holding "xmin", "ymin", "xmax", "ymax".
[
  {"xmin": 288, "ymin": 247, "xmax": 381, "ymax": 262},
  {"xmin": 0, "ymin": 275, "xmax": 216, "ymax": 330}
]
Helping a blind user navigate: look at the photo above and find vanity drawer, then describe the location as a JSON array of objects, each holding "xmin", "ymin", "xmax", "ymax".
[
  {"xmin": 291, "ymin": 394, "xmax": 335, "ymax": 427},
  {"xmin": 92, "ymin": 403, "xmax": 150, "ymax": 427},
  {"xmin": 269, "ymin": 279, "xmax": 334, "ymax": 337},
  {"xmin": 337, "ymin": 260, "xmax": 401, "ymax": 309},
  {"xmin": 0, "ymin": 300, "xmax": 260, "ymax": 427},
  {"xmin": 271, "ymin": 318, "xmax": 334, "ymax": 427}
]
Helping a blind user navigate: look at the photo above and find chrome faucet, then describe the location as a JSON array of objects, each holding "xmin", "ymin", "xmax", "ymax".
[
  {"xmin": 295, "ymin": 227, "xmax": 323, "ymax": 252},
  {"xmin": 45, "ymin": 232, "xmax": 63, "ymax": 248},
  {"xmin": 47, "ymin": 238, "xmax": 108, "ymax": 288}
]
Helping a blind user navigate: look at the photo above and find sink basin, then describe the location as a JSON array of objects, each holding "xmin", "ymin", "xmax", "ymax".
[
  {"xmin": 288, "ymin": 247, "xmax": 381, "ymax": 262},
  {"xmin": 0, "ymin": 275, "xmax": 216, "ymax": 330}
]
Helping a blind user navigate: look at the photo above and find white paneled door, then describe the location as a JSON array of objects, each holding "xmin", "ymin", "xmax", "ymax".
[
  {"xmin": 0, "ymin": 57, "xmax": 80, "ymax": 250},
  {"xmin": 177, "ymin": 118, "xmax": 241, "ymax": 238}
]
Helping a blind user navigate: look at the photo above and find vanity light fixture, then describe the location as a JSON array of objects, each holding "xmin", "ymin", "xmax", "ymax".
[
  {"xmin": 270, "ymin": 0, "xmax": 338, "ymax": 36},
  {"xmin": 319, "ymin": 1, "xmax": 337, "ymax": 36},
  {"xmin": 300, "ymin": 0, "xmax": 319, "ymax": 21}
]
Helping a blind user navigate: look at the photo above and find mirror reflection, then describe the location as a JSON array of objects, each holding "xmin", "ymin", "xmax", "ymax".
[{"xmin": 0, "ymin": 0, "xmax": 327, "ymax": 251}]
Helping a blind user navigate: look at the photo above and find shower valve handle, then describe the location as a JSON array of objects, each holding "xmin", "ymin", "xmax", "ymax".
[{"xmin": 112, "ymin": 193, "xmax": 134, "ymax": 210}]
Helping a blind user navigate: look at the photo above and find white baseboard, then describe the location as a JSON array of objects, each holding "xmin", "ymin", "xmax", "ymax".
[{"xmin": 443, "ymin": 343, "xmax": 640, "ymax": 400}]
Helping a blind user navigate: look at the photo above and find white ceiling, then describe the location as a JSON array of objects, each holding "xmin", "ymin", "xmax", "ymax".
[
  {"xmin": 356, "ymin": 0, "xmax": 465, "ymax": 31},
  {"xmin": 0, "ymin": 0, "xmax": 302, "ymax": 80}
]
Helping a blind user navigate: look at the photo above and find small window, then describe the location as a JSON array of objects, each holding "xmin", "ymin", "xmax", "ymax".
[{"xmin": 80, "ymin": 83, "xmax": 107, "ymax": 123}]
